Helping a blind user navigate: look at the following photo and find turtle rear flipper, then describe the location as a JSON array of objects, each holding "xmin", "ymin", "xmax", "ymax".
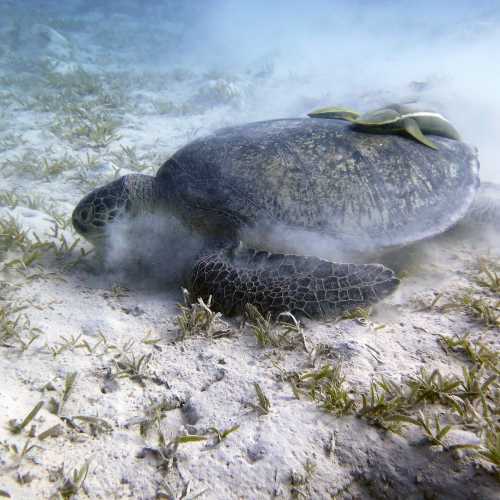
[{"xmin": 190, "ymin": 248, "xmax": 399, "ymax": 318}]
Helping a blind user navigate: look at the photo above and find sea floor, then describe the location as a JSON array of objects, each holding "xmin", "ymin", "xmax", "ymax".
[{"xmin": 0, "ymin": 2, "xmax": 499, "ymax": 499}]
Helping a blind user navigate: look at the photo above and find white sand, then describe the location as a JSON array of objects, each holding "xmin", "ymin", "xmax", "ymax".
[{"xmin": 0, "ymin": 3, "xmax": 498, "ymax": 499}]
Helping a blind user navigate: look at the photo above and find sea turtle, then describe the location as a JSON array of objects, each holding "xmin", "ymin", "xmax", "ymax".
[
  {"xmin": 72, "ymin": 118, "xmax": 493, "ymax": 318},
  {"xmin": 308, "ymin": 104, "xmax": 461, "ymax": 150}
]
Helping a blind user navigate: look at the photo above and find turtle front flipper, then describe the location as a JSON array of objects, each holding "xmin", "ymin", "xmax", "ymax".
[
  {"xmin": 190, "ymin": 248, "xmax": 399, "ymax": 318},
  {"xmin": 308, "ymin": 107, "xmax": 360, "ymax": 122},
  {"xmin": 401, "ymin": 118, "xmax": 439, "ymax": 150}
]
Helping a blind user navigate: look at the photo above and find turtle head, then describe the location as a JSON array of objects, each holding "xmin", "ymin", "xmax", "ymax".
[{"xmin": 72, "ymin": 174, "xmax": 157, "ymax": 243}]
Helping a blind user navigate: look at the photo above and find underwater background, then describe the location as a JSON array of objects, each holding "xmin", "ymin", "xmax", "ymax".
[{"xmin": 1, "ymin": 0, "xmax": 500, "ymax": 178}]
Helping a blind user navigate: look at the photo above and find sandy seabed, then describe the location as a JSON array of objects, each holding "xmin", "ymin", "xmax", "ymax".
[{"xmin": 0, "ymin": 2, "xmax": 499, "ymax": 499}]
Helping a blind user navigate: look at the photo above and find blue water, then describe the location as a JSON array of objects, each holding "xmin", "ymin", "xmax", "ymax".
[{"xmin": 1, "ymin": 0, "xmax": 500, "ymax": 177}]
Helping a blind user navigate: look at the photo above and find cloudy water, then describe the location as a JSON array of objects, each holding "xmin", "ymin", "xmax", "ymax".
[{"xmin": 1, "ymin": 1, "xmax": 500, "ymax": 177}]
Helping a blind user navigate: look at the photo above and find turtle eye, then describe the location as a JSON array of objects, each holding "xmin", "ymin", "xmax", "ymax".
[{"xmin": 79, "ymin": 206, "xmax": 95, "ymax": 223}]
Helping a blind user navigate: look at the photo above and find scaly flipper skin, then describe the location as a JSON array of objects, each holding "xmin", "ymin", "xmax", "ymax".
[{"xmin": 190, "ymin": 248, "xmax": 399, "ymax": 318}]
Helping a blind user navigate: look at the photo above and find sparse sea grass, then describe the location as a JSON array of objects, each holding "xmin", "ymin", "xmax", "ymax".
[
  {"xmin": 48, "ymin": 372, "xmax": 77, "ymax": 416},
  {"xmin": 291, "ymin": 364, "xmax": 356, "ymax": 416},
  {"xmin": 0, "ymin": 299, "xmax": 41, "ymax": 352},
  {"xmin": 250, "ymin": 382, "xmax": 271, "ymax": 415},
  {"xmin": 114, "ymin": 352, "xmax": 152, "ymax": 386},
  {"xmin": 50, "ymin": 112, "xmax": 122, "ymax": 149},
  {"xmin": 57, "ymin": 461, "xmax": 90, "ymax": 500},
  {"xmin": 476, "ymin": 265, "xmax": 500, "ymax": 294},
  {"xmin": 176, "ymin": 289, "xmax": 230, "ymax": 339},
  {"xmin": 439, "ymin": 333, "xmax": 499, "ymax": 372},
  {"xmin": 245, "ymin": 304, "xmax": 305, "ymax": 350},
  {"xmin": 8, "ymin": 401, "xmax": 44, "ymax": 435},
  {"xmin": 441, "ymin": 294, "xmax": 500, "ymax": 328}
]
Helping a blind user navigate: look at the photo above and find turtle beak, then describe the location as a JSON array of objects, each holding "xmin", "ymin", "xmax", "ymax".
[{"xmin": 71, "ymin": 196, "xmax": 105, "ymax": 243}]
